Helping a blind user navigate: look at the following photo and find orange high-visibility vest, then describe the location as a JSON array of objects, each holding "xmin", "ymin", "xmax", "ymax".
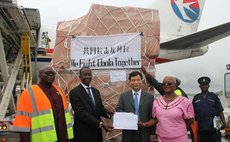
[{"xmin": 13, "ymin": 84, "xmax": 73, "ymax": 142}]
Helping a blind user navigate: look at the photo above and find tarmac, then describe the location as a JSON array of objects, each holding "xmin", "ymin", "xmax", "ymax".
[{"xmin": 0, "ymin": 132, "xmax": 229, "ymax": 142}]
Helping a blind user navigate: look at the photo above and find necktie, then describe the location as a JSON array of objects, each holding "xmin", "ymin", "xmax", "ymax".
[
  {"xmin": 134, "ymin": 92, "xmax": 139, "ymax": 115},
  {"xmin": 86, "ymin": 87, "xmax": 95, "ymax": 106}
]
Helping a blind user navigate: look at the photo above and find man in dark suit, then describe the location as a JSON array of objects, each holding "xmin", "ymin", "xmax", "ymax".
[
  {"xmin": 69, "ymin": 67, "xmax": 113, "ymax": 142},
  {"xmin": 116, "ymin": 71, "xmax": 155, "ymax": 142}
]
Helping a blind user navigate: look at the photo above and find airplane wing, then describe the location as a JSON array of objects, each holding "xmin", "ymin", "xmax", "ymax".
[{"xmin": 160, "ymin": 22, "xmax": 230, "ymax": 50}]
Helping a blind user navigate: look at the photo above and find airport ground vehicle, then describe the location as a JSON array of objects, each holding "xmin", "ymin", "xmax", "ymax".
[
  {"xmin": 0, "ymin": 32, "xmax": 33, "ymax": 134},
  {"xmin": 224, "ymin": 64, "xmax": 230, "ymax": 100},
  {"xmin": 0, "ymin": 2, "xmax": 40, "ymax": 141},
  {"xmin": 223, "ymin": 64, "xmax": 230, "ymax": 135}
]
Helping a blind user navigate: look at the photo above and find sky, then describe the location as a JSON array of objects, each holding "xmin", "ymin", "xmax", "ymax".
[{"xmin": 17, "ymin": 0, "xmax": 230, "ymax": 94}]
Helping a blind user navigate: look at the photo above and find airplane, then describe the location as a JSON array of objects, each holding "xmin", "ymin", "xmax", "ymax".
[
  {"xmin": 150, "ymin": 0, "xmax": 230, "ymax": 63},
  {"xmin": 1, "ymin": 0, "xmax": 230, "ymax": 79},
  {"xmin": 33, "ymin": 0, "xmax": 230, "ymax": 65}
]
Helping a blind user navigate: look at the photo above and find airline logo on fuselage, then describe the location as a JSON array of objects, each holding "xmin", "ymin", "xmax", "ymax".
[{"xmin": 171, "ymin": 0, "xmax": 200, "ymax": 23}]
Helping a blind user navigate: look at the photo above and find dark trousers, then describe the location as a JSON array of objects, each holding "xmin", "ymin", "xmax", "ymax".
[
  {"xmin": 130, "ymin": 130, "xmax": 142, "ymax": 142},
  {"xmin": 199, "ymin": 130, "xmax": 221, "ymax": 142}
]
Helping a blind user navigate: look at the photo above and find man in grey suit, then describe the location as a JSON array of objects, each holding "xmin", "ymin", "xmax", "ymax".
[{"xmin": 116, "ymin": 71, "xmax": 155, "ymax": 142}]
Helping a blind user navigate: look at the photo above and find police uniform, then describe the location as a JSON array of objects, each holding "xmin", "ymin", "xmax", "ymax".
[{"xmin": 192, "ymin": 77, "xmax": 223, "ymax": 142}]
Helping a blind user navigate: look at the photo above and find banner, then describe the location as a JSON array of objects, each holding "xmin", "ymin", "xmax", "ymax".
[{"xmin": 70, "ymin": 33, "xmax": 141, "ymax": 69}]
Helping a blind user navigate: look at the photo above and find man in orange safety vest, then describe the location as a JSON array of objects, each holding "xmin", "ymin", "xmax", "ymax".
[{"xmin": 14, "ymin": 65, "xmax": 73, "ymax": 142}]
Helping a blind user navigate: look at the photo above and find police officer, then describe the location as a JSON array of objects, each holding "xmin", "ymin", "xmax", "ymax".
[{"xmin": 192, "ymin": 76, "xmax": 226, "ymax": 142}]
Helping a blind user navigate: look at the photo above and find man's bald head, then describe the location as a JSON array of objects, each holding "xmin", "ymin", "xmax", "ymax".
[
  {"xmin": 38, "ymin": 65, "xmax": 56, "ymax": 84},
  {"xmin": 39, "ymin": 65, "xmax": 53, "ymax": 74}
]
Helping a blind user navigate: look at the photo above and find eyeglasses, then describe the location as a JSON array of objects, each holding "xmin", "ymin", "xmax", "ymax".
[
  {"xmin": 45, "ymin": 71, "xmax": 56, "ymax": 76},
  {"xmin": 162, "ymin": 82, "xmax": 174, "ymax": 87}
]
